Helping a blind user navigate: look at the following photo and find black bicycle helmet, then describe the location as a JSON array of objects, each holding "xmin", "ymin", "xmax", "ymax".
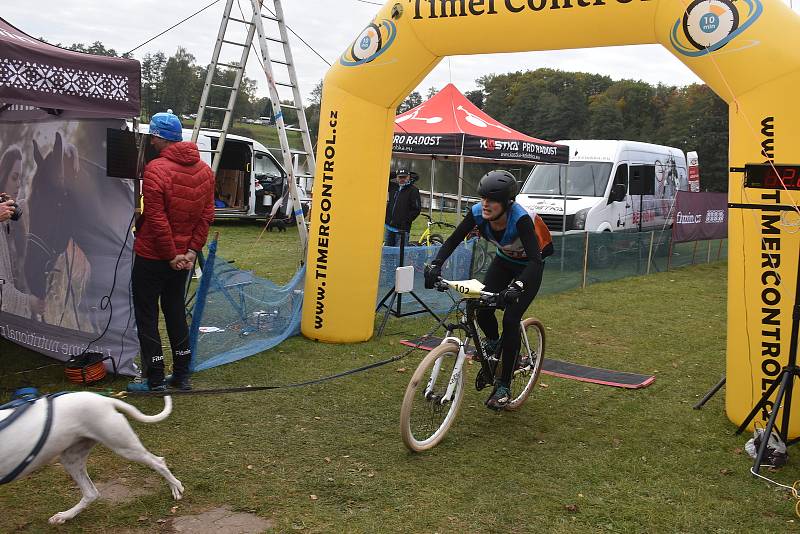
[{"xmin": 477, "ymin": 170, "xmax": 518, "ymax": 206}]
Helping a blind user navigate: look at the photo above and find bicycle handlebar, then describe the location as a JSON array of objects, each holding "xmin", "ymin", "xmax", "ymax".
[{"xmin": 419, "ymin": 213, "xmax": 456, "ymax": 229}]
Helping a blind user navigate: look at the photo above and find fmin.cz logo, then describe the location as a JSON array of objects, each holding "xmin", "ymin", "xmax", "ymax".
[
  {"xmin": 670, "ymin": 0, "xmax": 763, "ymax": 57},
  {"xmin": 340, "ymin": 19, "xmax": 397, "ymax": 66}
]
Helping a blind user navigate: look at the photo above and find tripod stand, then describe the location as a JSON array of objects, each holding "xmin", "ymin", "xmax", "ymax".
[
  {"xmin": 375, "ymin": 231, "xmax": 440, "ymax": 337},
  {"xmin": 735, "ymin": 249, "xmax": 800, "ymax": 474}
]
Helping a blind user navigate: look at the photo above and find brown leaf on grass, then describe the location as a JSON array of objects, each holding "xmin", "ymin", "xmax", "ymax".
[
  {"xmin": 137, "ymin": 516, "xmax": 147, "ymax": 522},
  {"xmin": 539, "ymin": 383, "xmax": 549, "ymax": 388},
  {"xmin": 733, "ymin": 448, "xmax": 743, "ymax": 455},
  {"xmin": 565, "ymin": 504, "xmax": 579, "ymax": 513},
  {"xmin": 310, "ymin": 494, "xmax": 318, "ymax": 501},
  {"xmin": 396, "ymin": 367, "xmax": 407, "ymax": 373},
  {"xmin": 719, "ymin": 468, "xmax": 732, "ymax": 475},
  {"xmin": 170, "ymin": 506, "xmax": 178, "ymax": 514},
  {"xmin": 247, "ymin": 465, "xmax": 254, "ymax": 470},
  {"xmin": 324, "ymin": 457, "xmax": 331, "ymax": 463}
]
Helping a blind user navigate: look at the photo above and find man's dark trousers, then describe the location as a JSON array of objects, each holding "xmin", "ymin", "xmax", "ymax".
[{"xmin": 132, "ymin": 256, "xmax": 192, "ymax": 387}]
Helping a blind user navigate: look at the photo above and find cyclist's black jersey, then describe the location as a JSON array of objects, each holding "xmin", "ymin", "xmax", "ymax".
[{"xmin": 432, "ymin": 205, "xmax": 543, "ymax": 288}]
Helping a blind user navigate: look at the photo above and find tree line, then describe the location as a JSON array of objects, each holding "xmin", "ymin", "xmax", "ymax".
[
  {"xmin": 65, "ymin": 43, "xmax": 730, "ymax": 191},
  {"xmin": 471, "ymin": 69, "xmax": 728, "ymax": 191}
]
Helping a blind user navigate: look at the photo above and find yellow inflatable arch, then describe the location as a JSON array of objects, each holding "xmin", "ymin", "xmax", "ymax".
[{"xmin": 301, "ymin": 0, "xmax": 800, "ymax": 434}]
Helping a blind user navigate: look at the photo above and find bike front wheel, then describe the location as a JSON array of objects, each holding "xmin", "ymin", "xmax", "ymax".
[
  {"xmin": 400, "ymin": 342, "xmax": 465, "ymax": 452},
  {"xmin": 429, "ymin": 234, "xmax": 444, "ymax": 246},
  {"xmin": 505, "ymin": 318, "xmax": 546, "ymax": 411}
]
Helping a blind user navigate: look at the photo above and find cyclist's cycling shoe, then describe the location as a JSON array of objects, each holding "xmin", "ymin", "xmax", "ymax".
[
  {"xmin": 515, "ymin": 354, "xmax": 532, "ymax": 370},
  {"xmin": 485, "ymin": 384, "xmax": 512, "ymax": 411},
  {"xmin": 475, "ymin": 368, "xmax": 492, "ymax": 391},
  {"xmin": 481, "ymin": 338, "xmax": 500, "ymax": 358}
]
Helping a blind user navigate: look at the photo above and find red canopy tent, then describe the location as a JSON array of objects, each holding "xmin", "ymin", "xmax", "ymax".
[{"xmin": 393, "ymin": 83, "xmax": 568, "ymax": 213}]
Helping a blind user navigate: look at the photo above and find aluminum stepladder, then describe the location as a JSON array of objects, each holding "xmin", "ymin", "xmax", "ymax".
[{"xmin": 191, "ymin": 0, "xmax": 314, "ymax": 255}]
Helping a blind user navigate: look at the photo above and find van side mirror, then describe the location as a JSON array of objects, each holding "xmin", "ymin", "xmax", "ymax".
[{"xmin": 608, "ymin": 184, "xmax": 626, "ymax": 203}]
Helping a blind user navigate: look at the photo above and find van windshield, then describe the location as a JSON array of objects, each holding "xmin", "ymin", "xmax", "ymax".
[{"xmin": 521, "ymin": 162, "xmax": 613, "ymax": 197}]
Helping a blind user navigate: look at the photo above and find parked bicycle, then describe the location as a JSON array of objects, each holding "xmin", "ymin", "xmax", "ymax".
[
  {"xmin": 412, "ymin": 213, "xmax": 454, "ymax": 246},
  {"xmin": 399, "ymin": 277, "xmax": 545, "ymax": 452}
]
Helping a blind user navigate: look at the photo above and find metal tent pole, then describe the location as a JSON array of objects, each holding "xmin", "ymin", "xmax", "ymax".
[
  {"xmin": 561, "ymin": 165, "xmax": 569, "ymax": 272},
  {"xmin": 429, "ymin": 157, "xmax": 436, "ymax": 218}
]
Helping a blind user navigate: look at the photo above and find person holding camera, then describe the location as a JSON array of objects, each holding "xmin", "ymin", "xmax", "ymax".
[
  {"xmin": 384, "ymin": 169, "xmax": 421, "ymax": 247},
  {"xmin": 127, "ymin": 112, "xmax": 215, "ymax": 393},
  {"xmin": 424, "ymin": 170, "xmax": 549, "ymax": 411},
  {"xmin": 0, "ymin": 196, "xmax": 16, "ymax": 223},
  {"xmin": 0, "ymin": 146, "xmax": 44, "ymax": 317}
]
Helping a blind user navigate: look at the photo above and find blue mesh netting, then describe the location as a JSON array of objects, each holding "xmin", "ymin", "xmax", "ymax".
[
  {"xmin": 188, "ymin": 231, "xmax": 724, "ymax": 372},
  {"xmin": 376, "ymin": 238, "xmax": 476, "ymax": 315},
  {"xmin": 189, "ymin": 240, "xmax": 304, "ymax": 372}
]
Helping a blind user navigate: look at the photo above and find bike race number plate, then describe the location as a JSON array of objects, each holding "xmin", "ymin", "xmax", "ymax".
[{"xmin": 444, "ymin": 279, "xmax": 485, "ymax": 298}]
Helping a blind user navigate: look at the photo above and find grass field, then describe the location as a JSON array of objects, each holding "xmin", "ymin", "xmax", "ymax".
[
  {"xmin": 182, "ymin": 119, "xmax": 304, "ymax": 152},
  {"xmin": 2, "ymin": 221, "xmax": 800, "ymax": 533}
]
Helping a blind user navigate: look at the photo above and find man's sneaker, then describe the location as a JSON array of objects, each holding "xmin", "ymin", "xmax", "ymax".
[
  {"xmin": 165, "ymin": 374, "xmax": 192, "ymax": 391},
  {"xmin": 485, "ymin": 384, "xmax": 512, "ymax": 411},
  {"xmin": 127, "ymin": 382, "xmax": 166, "ymax": 393}
]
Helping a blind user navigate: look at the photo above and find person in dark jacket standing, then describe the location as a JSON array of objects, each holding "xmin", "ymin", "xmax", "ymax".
[
  {"xmin": 128, "ymin": 112, "xmax": 215, "ymax": 392},
  {"xmin": 384, "ymin": 169, "xmax": 421, "ymax": 246}
]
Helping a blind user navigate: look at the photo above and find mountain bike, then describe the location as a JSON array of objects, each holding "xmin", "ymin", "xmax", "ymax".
[
  {"xmin": 399, "ymin": 277, "xmax": 545, "ymax": 452},
  {"xmin": 413, "ymin": 213, "xmax": 454, "ymax": 246}
]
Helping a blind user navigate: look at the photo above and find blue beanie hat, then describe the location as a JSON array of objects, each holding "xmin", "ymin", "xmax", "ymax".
[{"xmin": 149, "ymin": 112, "xmax": 183, "ymax": 142}]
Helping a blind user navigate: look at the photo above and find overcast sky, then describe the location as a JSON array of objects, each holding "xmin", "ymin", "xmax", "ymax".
[{"xmin": 5, "ymin": 0, "xmax": 800, "ymax": 105}]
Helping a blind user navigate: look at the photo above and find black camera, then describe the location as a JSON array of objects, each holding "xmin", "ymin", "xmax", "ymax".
[{"xmin": 0, "ymin": 193, "xmax": 22, "ymax": 221}]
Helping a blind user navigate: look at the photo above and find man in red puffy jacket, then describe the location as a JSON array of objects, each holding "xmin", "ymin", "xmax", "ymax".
[{"xmin": 128, "ymin": 112, "xmax": 214, "ymax": 392}]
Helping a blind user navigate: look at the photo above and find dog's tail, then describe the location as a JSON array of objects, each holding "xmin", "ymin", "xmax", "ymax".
[{"xmin": 110, "ymin": 395, "xmax": 173, "ymax": 423}]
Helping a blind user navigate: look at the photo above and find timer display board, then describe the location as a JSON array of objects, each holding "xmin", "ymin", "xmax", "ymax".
[{"xmin": 744, "ymin": 164, "xmax": 800, "ymax": 190}]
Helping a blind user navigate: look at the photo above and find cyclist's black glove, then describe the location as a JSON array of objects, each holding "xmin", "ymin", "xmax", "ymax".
[
  {"xmin": 499, "ymin": 280, "xmax": 524, "ymax": 307},
  {"xmin": 424, "ymin": 263, "xmax": 442, "ymax": 289}
]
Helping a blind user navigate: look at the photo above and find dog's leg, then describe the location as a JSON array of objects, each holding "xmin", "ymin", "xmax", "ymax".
[
  {"xmin": 49, "ymin": 439, "xmax": 98, "ymax": 525},
  {"xmin": 96, "ymin": 416, "xmax": 184, "ymax": 500}
]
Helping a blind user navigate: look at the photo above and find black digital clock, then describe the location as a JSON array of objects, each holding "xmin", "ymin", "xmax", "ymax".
[{"xmin": 744, "ymin": 164, "xmax": 800, "ymax": 190}]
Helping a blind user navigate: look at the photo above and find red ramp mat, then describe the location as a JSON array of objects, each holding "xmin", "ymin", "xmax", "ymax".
[{"xmin": 400, "ymin": 337, "xmax": 655, "ymax": 390}]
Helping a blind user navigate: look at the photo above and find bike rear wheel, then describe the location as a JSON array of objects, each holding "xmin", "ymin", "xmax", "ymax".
[
  {"xmin": 429, "ymin": 234, "xmax": 444, "ymax": 246},
  {"xmin": 505, "ymin": 318, "xmax": 545, "ymax": 411},
  {"xmin": 400, "ymin": 342, "xmax": 465, "ymax": 452}
]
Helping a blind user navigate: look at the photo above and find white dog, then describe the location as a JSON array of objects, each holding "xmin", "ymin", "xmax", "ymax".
[{"xmin": 0, "ymin": 391, "xmax": 184, "ymax": 524}]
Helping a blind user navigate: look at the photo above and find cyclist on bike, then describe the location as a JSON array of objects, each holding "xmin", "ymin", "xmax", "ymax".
[{"xmin": 424, "ymin": 170, "xmax": 547, "ymax": 411}]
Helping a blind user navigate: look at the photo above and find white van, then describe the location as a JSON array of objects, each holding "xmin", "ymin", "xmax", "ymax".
[
  {"xmin": 516, "ymin": 140, "xmax": 690, "ymax": 234},
  {"xmin": 138, "ymin": 125, "xmax": 309, "ymax": 221}
]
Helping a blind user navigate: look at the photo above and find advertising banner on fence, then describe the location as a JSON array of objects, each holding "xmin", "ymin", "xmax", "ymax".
[
  {"xmin": 0, "ymin": 119, "xmax": 138, "ymax": 375},
  {"xmin": 672, "ymin": 191, "xmax": 727, "ymax": 243}
]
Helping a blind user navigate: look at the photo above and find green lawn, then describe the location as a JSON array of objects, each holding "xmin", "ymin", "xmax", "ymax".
[
  {"xmin": 2, "ymin": 221, "xmax": 799, "ymax": 533},
  {"xmin": 182, "ymin": 119, "xmax": 304, "ymax": 151}
]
